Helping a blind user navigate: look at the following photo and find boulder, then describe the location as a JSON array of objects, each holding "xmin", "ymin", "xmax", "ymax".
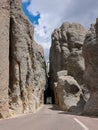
[
  {"xmin": 55, "ymin": 75, "xmax": 85, "ymax": 113},
  {"xmin": 57, "ymin": 70, "xmax": 68, "ymax": 78}
]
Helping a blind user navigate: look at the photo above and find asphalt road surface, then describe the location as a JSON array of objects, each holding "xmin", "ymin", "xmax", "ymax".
[{"xmin": 0, "ymin": 105, "xmax": 98, "ymax": 130}]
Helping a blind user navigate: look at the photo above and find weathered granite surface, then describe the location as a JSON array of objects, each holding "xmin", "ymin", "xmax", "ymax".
[
  {"xmin": 0, "ymin": 0, "xmax": 10, "ymax": 118},
  {"xmin": 9, "ymin": 0, "xmax": 47, "ymax": 115},
  {"xmin": 49, "ymin": 22, "xmax": 86, "ymax": 85},
  {"xmin": 54, "ymin": 74, "xmax": 85, "ymax": 113},
  {"xmin": 49, "ymin": 22, "xmax": 87, "ymax": 106},
  {"xmin": 0, "ymin": 0, "xmax": 47, "ymax": 118},
  {"xmin": 83, "ymin": 19, "xmax": 98, "ymax": 116}
]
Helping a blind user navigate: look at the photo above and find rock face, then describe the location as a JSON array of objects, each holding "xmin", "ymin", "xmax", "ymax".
[
  {"xmin": 49, "ymin": 22, "xmax": 86, "ymax": 106},
  {"xmin": 67, "ymin": 50, "xmax": 85, "ymax": 85},
  {"xmin": 9, "ymin": 0, "xmax": 47, "ymax": 114},
  {"xmin": 0, "ymin": 0, "xmax": 47, "ymax": 118},
  {"xmin": 50, "ymin": 22, "xmax": 86, "ymax": 84},
  {"xmin": 54, "ymin": 75, "xmax": 85, "ymax": 113},
  {"xmin": 83, "ymin": 19, "xmax": 98, "ymax": 116},
  {"xmin": 0, "ymin": 0, "xmax": 10, "ymax": 118}
]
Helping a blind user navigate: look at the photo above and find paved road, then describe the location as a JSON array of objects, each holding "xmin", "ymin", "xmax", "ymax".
[{"xmin": 0, "ymin": 105, "xmax": 98, "ymax": 130}]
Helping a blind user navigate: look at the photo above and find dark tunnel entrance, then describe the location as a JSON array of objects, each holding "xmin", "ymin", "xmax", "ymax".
[
  {"xmin": 44, "ymin": 87, "xmax": 55, "ymax": 104},
  {"xmin": 44, "ymin": 61, "xmax": 55, "ymax": 104}
]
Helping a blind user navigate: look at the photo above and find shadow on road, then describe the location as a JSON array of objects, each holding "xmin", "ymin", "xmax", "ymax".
[
  {"xmin": 48, "ymin": 104, "xmax": 98, "ymax": 118},
  {"xmin": 48, "ymin": 104, "xmax": 62, "ymax": 111}
]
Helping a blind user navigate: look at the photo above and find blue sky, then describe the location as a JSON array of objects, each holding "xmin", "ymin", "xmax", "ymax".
[
  {"xmin": 22, "ymin": 1, "xmax": 40, "ymax": 25},
  {"xmin": 22, "ymin": 0, "xmax": 98, "ymax": 60}
]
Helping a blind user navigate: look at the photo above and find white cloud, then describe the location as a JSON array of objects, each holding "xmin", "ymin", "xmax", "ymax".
[
  {"xmin": 22, "ymin": 0, "xmax": 98, "ymax": 54},
  {"xmin": 22, "ymin": 0, "xmax": 71, "ymax": 50},
  {"xmin": 22, "ymin": 0, "xmax": 29, "ymax": 3}
]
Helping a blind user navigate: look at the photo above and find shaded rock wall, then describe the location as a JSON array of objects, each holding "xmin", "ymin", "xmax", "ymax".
[
  {"xmin": 83, "ymin": 19, "xmax": 98, "ymax": 116},
  {"xmin": 0, "ymin": 0, "xmax": 10, "ymax": 118},
  {"xmin": 0, "ymin": 0, "xmax": 47, "ymax": 118}
]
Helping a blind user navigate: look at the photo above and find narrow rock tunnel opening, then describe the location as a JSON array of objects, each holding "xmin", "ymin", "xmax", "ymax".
[
  {"xmin": 44, "ymin": 85, "xmax": 55, "ymax": 104},
  {"xmin": 22, "ymin": 2, "xmax": 55, "ymax": 106},
  {"xmin": 44, "ymin": 64, "xmax": 55, "ymax": 105}
]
